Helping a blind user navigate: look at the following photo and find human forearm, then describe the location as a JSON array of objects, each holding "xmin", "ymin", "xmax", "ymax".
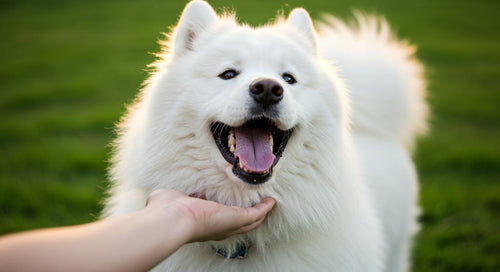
[{"xmin": 0, "ymin": 208, "xmax": 191, "ymax": 272}]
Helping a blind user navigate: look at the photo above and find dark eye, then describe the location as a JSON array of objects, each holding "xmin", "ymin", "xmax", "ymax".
[
  {"xmin": 282, "ymin": 73, "xmax": 297, "ymax": 84},
  {"xmin": 218, "ymin": 69, "xmax": 239, "ymax": 80}
]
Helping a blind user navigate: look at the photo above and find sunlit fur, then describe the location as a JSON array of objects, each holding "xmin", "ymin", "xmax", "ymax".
[{"xmin": 103, "ymin": 1, "xmax": 427, "ymax": 271}]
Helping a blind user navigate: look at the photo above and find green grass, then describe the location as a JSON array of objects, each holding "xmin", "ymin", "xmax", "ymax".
[{"xmin": 1, "ymin": 0, "xmax": 499, "ymax": 271}]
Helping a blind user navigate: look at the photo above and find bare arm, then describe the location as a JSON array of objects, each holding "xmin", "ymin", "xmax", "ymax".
[{"xmin": 0, "ymin": 190, "xmax": 275, "ymax": 272}]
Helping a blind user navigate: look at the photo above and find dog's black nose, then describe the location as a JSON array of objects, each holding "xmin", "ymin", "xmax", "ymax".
[{"xmin": 249, "ymin": 78, "xmax": 283, "ymax": 107}]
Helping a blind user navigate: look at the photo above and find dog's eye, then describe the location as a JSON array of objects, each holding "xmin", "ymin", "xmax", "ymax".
[
  {"xmin": 218, "ymin": 69, "xmax": 239, "ymax": 80},
  {"xmin": 282, "ymin": 73, "xmax": 297, "ymax": 84}
]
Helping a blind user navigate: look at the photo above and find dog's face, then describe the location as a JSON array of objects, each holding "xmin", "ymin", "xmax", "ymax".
[
  {"xmin": 149, "ymin": 1, "xmax": 342, "ymax": 189},
  {"xmin": 199, "ymin": 28, "xmax": 315, "ymax": 186}
]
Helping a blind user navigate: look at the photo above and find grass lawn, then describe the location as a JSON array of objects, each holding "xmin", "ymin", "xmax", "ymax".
[{"xmin": 1, "ymin": 0, "xmax": 499, "ymax": 271}]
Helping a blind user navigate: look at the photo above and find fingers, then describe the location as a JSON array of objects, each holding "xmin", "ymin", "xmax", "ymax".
[
  {"xmin": 235, "ymin": 215, "xmax": 267, "ymax": 234},
  {"xmin": 146, "ymin": 190, "xmax": 275, "ymax": 233},
  {"xmin": 219, "ymin": 198, "xmax": 276, "ymax": 239},
  {"xmin": 253, "ymin": 197, "xmax": 276, "ymax": 213},
  {"xmin": 241, "ymin": 197, "xmax": 276, "ymax": 224},
  {"xmin": 227, "ymin": 197, "xmax": 275, "ymax": 234}
]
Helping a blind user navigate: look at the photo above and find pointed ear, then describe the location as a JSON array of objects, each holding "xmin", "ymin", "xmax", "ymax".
[
  {"xmin": 286, "ymin": 8, "xmax": 317, "ymax": 54},
  {"xmin": 173, "ymin": 1, "xmax": 218, "ymax": 55}
]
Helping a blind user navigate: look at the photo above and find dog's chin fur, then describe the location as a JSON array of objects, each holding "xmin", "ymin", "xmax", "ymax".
[{"xmin": 103, "ymin": 1, "xmax": 427, "ymax": 271}]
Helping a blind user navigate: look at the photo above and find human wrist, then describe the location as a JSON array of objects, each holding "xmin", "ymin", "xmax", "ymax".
[{"xmin": 141, "ymin": 202, "xmax": 195, "ymax": 248}]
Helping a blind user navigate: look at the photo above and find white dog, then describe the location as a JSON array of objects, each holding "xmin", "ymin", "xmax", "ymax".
[{"xmin": 103, "ymin": 1, "xmax": 427, "ymax": 271}]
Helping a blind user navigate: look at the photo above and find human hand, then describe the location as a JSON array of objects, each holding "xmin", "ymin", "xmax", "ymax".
[{"xmin": 145, "ymin": 189, "xmax": 276, "ymax": 243}]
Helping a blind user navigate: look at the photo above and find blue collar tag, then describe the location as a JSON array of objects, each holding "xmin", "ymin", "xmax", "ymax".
[{"xmin": 212, "ymin": 243, "xmax": 248, "ymax": 259}]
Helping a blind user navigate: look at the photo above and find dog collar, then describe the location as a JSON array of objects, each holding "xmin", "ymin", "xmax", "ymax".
[{"xmin": 212, "ymin": 242, "xmax": 249, "ymax": 259}]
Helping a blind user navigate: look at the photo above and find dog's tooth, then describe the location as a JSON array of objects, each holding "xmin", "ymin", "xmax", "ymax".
[
  {"xmin": 230, "ymin": 144, "xmax": 235, "ymax": 153},
  {"xmin": 228, "ymin": 130, "xmax": 235, "ymax": 146},
  {"xmin": 269, "ymin": 133, "xmax": 273, "ymax": 150}
]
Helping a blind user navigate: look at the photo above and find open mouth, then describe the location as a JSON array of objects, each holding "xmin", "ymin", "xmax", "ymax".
[{"xmin": 211, "ymin": 118, "xmax": 292, "ymax": 185}]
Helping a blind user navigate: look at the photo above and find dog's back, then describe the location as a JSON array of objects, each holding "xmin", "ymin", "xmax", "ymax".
[{"xmin": 317, "ymin": 15, "xmax": 428, "ymax": 272}]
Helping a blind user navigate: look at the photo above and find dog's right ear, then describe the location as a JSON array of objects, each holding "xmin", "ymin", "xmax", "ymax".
[{"xmin": 172, "ymin": 1, "xmax": 218, "ymax": 55}]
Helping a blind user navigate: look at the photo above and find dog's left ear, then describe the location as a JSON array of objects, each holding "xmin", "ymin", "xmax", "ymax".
[
  {"xmin": 286, "ymin": 8, "xmax": 317, "ymax": 54},
  {"xmin": 173, "ymin": 0, "xmax": 218, "ymax": 55}
]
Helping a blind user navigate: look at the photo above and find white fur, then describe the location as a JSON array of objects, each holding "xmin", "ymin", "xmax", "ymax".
[{"xmin": 103, "ymin": 1, "xmax": 427, "ymax": 271}]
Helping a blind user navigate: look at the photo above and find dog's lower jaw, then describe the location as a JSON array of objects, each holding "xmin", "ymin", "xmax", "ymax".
[{"xmin": 216, "ymin": 156, "xmax": 274, "ymax": 191}]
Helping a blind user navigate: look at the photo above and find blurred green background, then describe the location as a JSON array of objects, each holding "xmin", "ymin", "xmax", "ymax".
[{"xmin": 1, "ymin": 0, "xmax": 499, "ymax": 271}]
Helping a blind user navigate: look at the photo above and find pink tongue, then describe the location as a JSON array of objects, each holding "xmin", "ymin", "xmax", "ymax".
[{"xmin": 234, "ymin": 127, "xmax": 275, "ymax": 173}]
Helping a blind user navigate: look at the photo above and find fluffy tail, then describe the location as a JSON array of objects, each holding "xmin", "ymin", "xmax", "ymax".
[{"xmin": 316, "ymin": 13, "xmax": 428, "ymax": 149}]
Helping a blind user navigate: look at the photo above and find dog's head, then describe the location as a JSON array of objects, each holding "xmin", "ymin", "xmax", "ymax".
[
  {"xmin": 177, "ymin": 3, "xmax": 316, "ymax": 186},
  {"xmin": 139, "ymin": 1, "xmax": 346, "ymax": 191},
  {"xmin": 116, "ymin": 1, "xmax": 348, "ymax": 207}
]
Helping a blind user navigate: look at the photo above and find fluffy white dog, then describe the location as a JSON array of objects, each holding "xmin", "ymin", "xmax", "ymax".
[{"xmin": 103, "ymin": 1, "xmax": 427, "ymax": 271}]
